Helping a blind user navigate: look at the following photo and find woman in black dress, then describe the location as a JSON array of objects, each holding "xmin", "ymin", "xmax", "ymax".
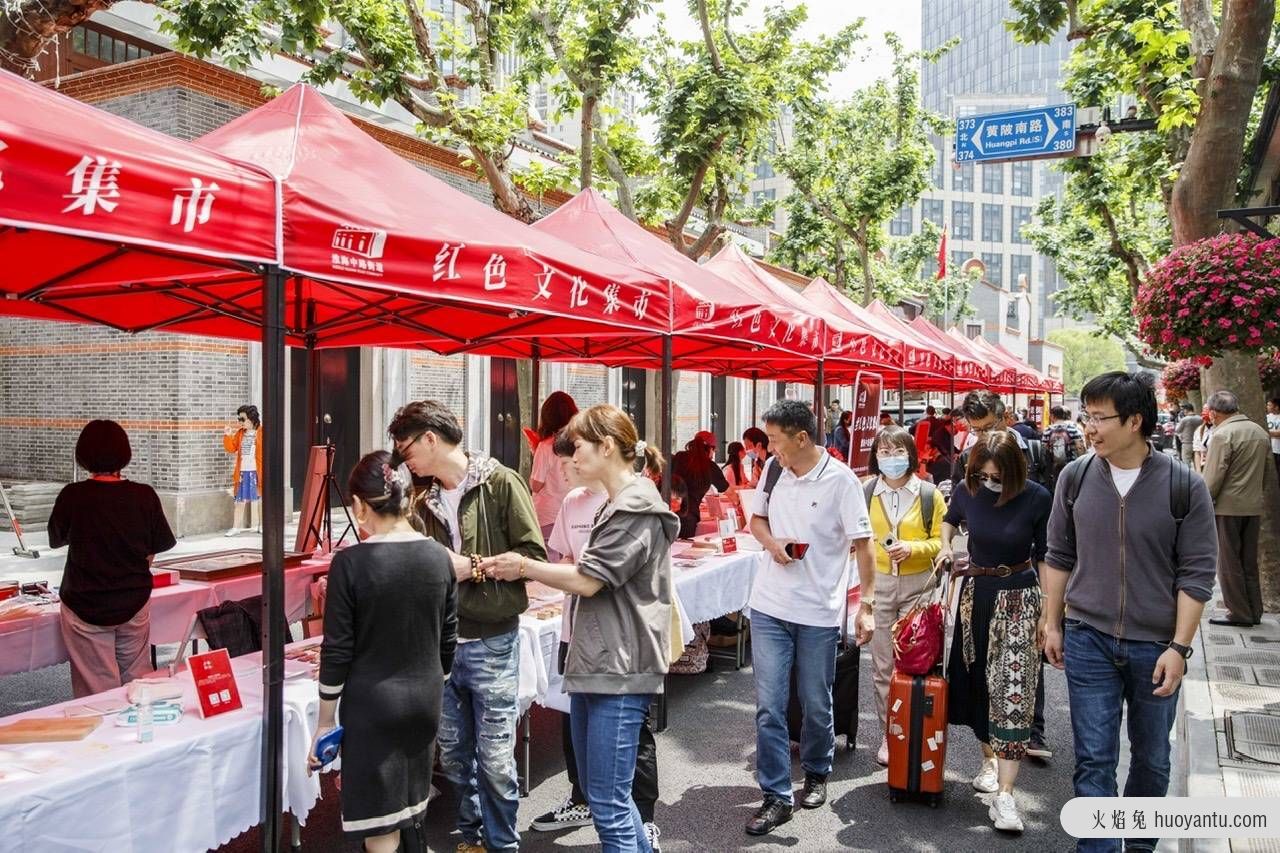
[
  {"xmin": 309, "ymin": 451, "xmax": 457, "ymax": 852},
  {"xmin": 937, "ymin": 430, "xmax": 1050, "ymax": 836}
]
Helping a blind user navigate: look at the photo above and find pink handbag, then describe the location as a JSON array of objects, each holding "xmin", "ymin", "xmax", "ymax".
[{"xmin": 891, "ymin": 561, "xmax": 946, "ymax": 675}]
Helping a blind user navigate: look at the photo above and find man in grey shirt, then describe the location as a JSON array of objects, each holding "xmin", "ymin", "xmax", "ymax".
[
  {"xmin": 1040, "ymin": 371, "xmax": 1217, "ymax": 853},
  {"xmin": 1174, "ymin": 401, "xmax": 1200, "ymax": 466}
]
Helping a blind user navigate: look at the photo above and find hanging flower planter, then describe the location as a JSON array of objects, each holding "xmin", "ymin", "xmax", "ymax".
[
  {"xmin": 1136, "ymin": 233, "xmax": 1280, "ymax": 360},
  {"xmin": 1161, "ymin": 359, "xmax": 1201, "ymax": 403}
]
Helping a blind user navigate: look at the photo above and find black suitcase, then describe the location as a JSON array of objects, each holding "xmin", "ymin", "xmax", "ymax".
[{"xmin": 787, "ymin": 642, "xmax": 860, "ymax": 750}]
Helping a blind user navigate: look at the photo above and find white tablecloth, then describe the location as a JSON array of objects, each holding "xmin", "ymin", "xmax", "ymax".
[
  {"xmin": 0, "ymin": 649, "xmax": 321, "ymax": 853},
  {"xmin": 518, "ymin": 544, "xmax": 763, "ymax": 714},
  {"xmin": 0, "ymin": 561, "xmax": 327, "ymax": 678}
]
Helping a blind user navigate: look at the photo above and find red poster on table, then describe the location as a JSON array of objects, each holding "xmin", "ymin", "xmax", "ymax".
[
  {"xmin": 1028, "ymin": 396, "xmax": 1046, "ymax": 428},
  {"xmin": 848, "ymin": 371, "xmax": 884, "ymax": 476},
  {"xmin": 188, "ymin": 648, "xmax": 243, "ymax": 718}
]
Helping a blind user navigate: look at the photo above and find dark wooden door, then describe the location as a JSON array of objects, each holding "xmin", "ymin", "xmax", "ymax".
[
  {"xmin": 621, "ymin": 368, "xmax": 647, "ymax": 432},
  {"xmin": 490, "ymin": 357, "xmax": 521, "ymax": 470},
  {"xmin": 291, "ymin": 347, "xmax": 360, "ymax": 511},
  {"xmin": 710, "ymin": 375, "xmax": 727, "ymax": 454}
]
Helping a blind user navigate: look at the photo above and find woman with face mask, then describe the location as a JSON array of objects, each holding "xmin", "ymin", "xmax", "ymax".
[
  {"xmin": 937, "ymin": 430, "xmax": 1051, "ymax": 835},
  {"xmin": 864, "ymin": 426, "xmax": 947, "ymax": 767}
]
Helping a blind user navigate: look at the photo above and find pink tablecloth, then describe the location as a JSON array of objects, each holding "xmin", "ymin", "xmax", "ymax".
[{"xmin": 0, "ymin": 558, "xmax": 330, "ymax": 677}]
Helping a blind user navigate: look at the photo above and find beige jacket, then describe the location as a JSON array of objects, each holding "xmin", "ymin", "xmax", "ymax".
[{"xmin": 1203, "ymin": 414, "xmax": 1271, "ymax": 516}]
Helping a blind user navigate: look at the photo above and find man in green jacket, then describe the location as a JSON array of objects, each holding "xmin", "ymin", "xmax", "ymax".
[
  {"xmin": 1203, "ymin": 390, "xmax": 1271, "ymax": 627},
  {"xmin": 389, "ymin": 400, "xmax": 546, "ymax": 853}
]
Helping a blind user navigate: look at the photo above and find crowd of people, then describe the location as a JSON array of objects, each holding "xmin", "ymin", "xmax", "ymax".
[{"xmin": 44, "ymin": 369, "xmax": 1276, "ymax": 852}]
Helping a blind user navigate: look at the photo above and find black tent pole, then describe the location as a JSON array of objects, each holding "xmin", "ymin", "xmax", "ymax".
[
  {"xmin": 660, "ymin": 335, "xmax": 673, "ymax": 502},
  {"xmin": 260, "ymin": 265, "xmax": 287, "ymax": 853},
  {"xmin": 814, "ymin": 360, "xmax": 826, "ymax": 442},
  {"xmin": 751, "ymin": 370, "xmax": 759, "ymax": 425},
  {"xmin": 531, "ymin": 341, "xmax": 541, "ymax": 429},
  {"xmin": 898, "ymin": 371, "xmax": 906, "ymax": 422}
]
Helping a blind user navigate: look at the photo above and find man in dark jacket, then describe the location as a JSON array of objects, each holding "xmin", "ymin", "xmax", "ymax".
[
  {"xmin": 390, "ymin": 400, "xmax": 546, "ymax": 853},
  {"xmin": 1042, "ymin": 372, "xmax": 1217, "ymax": 853}
]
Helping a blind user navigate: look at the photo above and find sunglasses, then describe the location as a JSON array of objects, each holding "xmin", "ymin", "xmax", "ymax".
[
  {"xmin": 979, "ymin": 474, "xmax": 1003, "ymax": 485},
  {"xmin": 237, "ymin": 416, "xmax": 247, "ymax": 422}
]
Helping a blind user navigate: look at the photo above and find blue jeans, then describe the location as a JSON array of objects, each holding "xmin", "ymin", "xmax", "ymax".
[
  {"xmin": 438, "ymin": 629, "xmax": 521, "ymax": 852},
  {"xmin": 1065, "ymin": 619, "xmax": 1180, "ymax": 853},
  {"xmin": 570, "ymin": 692, "xmax": 654, "ymax": 853},
  {"xmin": 750, "ymin": 610, "xmax": 838, "ymax": 803}
]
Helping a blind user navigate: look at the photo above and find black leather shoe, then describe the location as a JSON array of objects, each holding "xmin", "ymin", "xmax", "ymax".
[
  {"xmin": 799, "ymin": 773, "xmax": 828, "ymax": 809},
  {"xmin": 745, "ymin": 798, "xmax": 793, "ymax": 835},
  {"xmin": 1209, "ymin": 617, "xmax": 1256, "ymax": 627}
]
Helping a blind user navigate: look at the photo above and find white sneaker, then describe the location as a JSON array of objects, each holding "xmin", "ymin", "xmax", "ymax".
[
  {"xmin": 988, "ymin": 791, "xmax": 1024, "ymax": 832},
  {"xmin": 224, "ymin": 527, "xmax": 243, "ymax": 537},
  {"xmin": 876, "ymin": 736, "xmax": 889, "ymax": 766},
  {"xmin": 644, "ymin": 821, "xmax": 662, "ymax": 852},
  {"xmin": 530, "ymin": 796, "xmax": 592, "ymax": 832},
  {"xmin": 972, "ymin": 758, "xmax": 999, "ymax": 793}
]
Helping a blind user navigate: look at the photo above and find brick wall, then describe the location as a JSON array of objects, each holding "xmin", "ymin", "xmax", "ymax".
[
  {"xmin": 407, "ymin": 353, "xmax": 468, "ymax": 434},
  {"xmin": 0, "ymin": 317, "xmax": 248, "ymax": 493},
  {"xmin": 675, "ymin": 371, "xmax": 703, "ymax": 447}
]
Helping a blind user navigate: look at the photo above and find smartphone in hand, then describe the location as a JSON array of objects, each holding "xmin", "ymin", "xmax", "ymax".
[{"xmin": 784, "ymin": 542, "xmax": 809, "ymax": 559}]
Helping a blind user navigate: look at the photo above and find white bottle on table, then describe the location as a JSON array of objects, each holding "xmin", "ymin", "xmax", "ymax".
[{"xmin": 136, "ymin": 683, "xmax": 153, "ymax": 744}]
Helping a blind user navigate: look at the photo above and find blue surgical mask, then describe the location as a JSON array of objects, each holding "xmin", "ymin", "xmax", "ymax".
[
  {"xmin": 878, "ymin": 457, "xmax": 911, "ymax": 479},
  {"xmin": 746, "ymin": 450, "xmax": 758, "ymax": 463}
]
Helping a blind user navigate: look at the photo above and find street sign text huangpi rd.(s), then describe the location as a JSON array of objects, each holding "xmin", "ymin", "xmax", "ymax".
[{"xmin": 954, "ymin": 104, "xmax": 1076, "ymax": 164}]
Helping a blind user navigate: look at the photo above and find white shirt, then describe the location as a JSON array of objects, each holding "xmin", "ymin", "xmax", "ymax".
[
  {"xmin": 1193, "ymin": 424, "xmax": 1212, "ymax": 453},
  {"xmin": 1268, "ymin": 413, "xmax": 1280, "ymax": 454},
  {"xmin": 548, "ymin": 486, "xmax": 609, "ymax": 643},
  {"xmin": 872, "ymin": 474, "xmax": 922, "ymax": 530},
  {"xmin": 1109, "ymin": 463, "xmax": 1141, "ymax": 498},
  {"xmin": 748, "ymin": 455, "xmax": 873, "ymax": 628},
  {"xmin": 239, "ymin": 428, "xmax": 257, "ymax": 473},
  {"xmin": 531, "ymin": 437, "xmax": 571, "ymax": 528},
  {"xmin": 438, "ymin": 483, "xmax": 464, "ymax": 552}
]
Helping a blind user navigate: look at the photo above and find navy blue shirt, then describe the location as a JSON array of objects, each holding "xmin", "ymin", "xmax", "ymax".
[{"xmin": 944, "ymin": 480, "xmax": 1051, "ymax": 568}]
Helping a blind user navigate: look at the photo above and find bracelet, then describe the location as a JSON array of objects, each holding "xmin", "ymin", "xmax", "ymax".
[
  {"xmin": 519, "ymin": 556, "xmax": 527, "ymax": 579},
  {"xmin": 469, "ymin": 553, "xmax": 483, "ymax": 583}
]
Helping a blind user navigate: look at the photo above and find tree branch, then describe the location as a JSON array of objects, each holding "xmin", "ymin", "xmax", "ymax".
[
  {"xmin": 1096, "ymin": 200, "xmax": 1145, "ymax": 298},
  {"xmin": 454, "ymin": 0, "xmax": 495, "ymax": 91},
  {"xmin": 722, "ymin": 0, "xmax": 745, "ymax": 63},
  {"xmin": 695, "ymin": 0, "xmax": 722, "ymax": 74},
  {"xmin": 533, "ymin": 7, "xmax": 591, "ymax": 92},
  {"xmin": 600, "ymin": 143, "xmax": 636, "ymax": 220},
  {"xmin": 684, "ymin": 178, "xmax": 730, "ymax": 258},
  {"xmin": 1179, "ymin": 0, "xmax": 1218, "ymax": 87},
  {"xmin": 665, "ymin": 135, "xmax": 725, "ymax": 247},
  {"xmin": 0, "ymin": 0, "xmax": 117, "ymax": 77},
  {"xmin": 1064, "ymin": 0, "xmax": 1095, "ymax": 41},
  {"xmin": 398, "ymin": 0, "xmax": 448, "ymax": 92}
]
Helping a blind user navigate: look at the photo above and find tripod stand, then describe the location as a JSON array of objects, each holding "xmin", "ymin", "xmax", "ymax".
[{"xmin": 305, "ymin": 438, "xmax": 357, "ymax": 553}]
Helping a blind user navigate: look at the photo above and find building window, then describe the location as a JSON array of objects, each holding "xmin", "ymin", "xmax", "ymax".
[
  {"xmin": 889, "ymin": 204, "xmax": 913, "ymax": 236},
  {"xmin": 1011, "ymin": 253, "xmax": 1032, "ymax": 289},
  {"xmin": 1011, "ymin": 206, "xmax": 1032, "ymax": 243},
  {"xmin": 923, "ymin": 198, "xmax": 944, "ymax": 227},
  {"xmin": 965, "ymin": 321, "xmax": 984, "ymax": 339},
  {"xmin": 981, "ymin": 204, "xmax": 1003, "ymax": 242},
  {"xmin": 1011, "ymin": 161, "xmax": 1033, "ymax": 196},
  {"xmin": 952, "ymin": 160, "xmax": 974, "ymax": 192},
  {"xmin": 923, "ymin": 256, "xmax": 939, "ymax": 280},
  {"xmin": 981, "ymin": 252, "xmax": 1003, "ymax": 287},
  {"xmin": 752, "ymin": 188, "xmax": 776, "ymax": 207},
  {"xmin": 754, "ymin": 159, "xmax": 775, "ymax": 180},
  {"xmin": 981, "ymin": 163, "xmax": 1004, "ymax": 194},
  {"xmin": 1006, "ymin": 299, "xmax": 1020, "ymax": 329},
  {"xmin": 931, "ymin": 145, "xmax": 945, "ymax": 188},
  {"xmin": 952, "ymin": 201, "xmax": 973, "ymax": 239}
]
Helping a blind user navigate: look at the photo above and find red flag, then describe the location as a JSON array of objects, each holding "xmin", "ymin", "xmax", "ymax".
[{"xmin": 936, "ymin": 225, "xmax": 947, "ymax": 280}]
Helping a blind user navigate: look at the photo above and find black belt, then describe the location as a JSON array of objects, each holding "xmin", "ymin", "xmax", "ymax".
[{"xmin": 952, "ymin": 560, "xmax": 1032, "ymax": 578}]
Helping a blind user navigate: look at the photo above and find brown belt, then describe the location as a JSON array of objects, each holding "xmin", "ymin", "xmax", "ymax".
[{"xmin": 953, "ymin": 560, "xmax": 1033, "ymax": 578}]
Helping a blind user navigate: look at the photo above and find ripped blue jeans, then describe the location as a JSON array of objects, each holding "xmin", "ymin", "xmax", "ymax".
[{"xmin": 438, "ymin": 629, "xmax": 521, "ymax": 852}]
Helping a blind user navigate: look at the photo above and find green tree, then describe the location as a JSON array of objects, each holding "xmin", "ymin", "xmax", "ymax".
[
  {"xmin": 526, "ymin": 0, "xmax": 653, "ymax": 212},
  {"xmin": 1046, "ymin": 328, "xmax": 1127, "ymax": 398},
  {"xmin": 1011, "ymin": 0, "xmax": 1279, "ymax": 605},
  {"xmin": 635, "ymin": 1, "xmax": 861, "ymax": 256},
  {"xmin": 769, "ymin": 33, "xmax": 951, "ymax": 303}
]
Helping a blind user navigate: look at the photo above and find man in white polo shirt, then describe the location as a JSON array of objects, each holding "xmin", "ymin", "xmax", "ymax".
[{"xmin": 745, "ymin": 399, "xmax": 876, "ymax": 837}]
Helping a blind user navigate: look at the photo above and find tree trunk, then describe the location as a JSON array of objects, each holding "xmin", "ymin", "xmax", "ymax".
[
  {"xmin": 579, "ymin": 93, "xmax": 597, "ymax": 191},
  {"xmin": 0, "ymin": 0, "xmax": 116, "ymax": 77},
  {"xmin": 1169, "ymin": 0, "xmax": 1277, "ymax": 614},
  {"xmin": 472, "ymin": 146, "xmax": 536, "ymax": 223},
  {"xmin": 1203, "ymin": 350, "xmax": 1280, "ymax": 612},
  {"xmin": 600, "ymin": 146, "xmax": 635, "ymax": 220},
  {"xmin": 857, "ymin": 226, "xmax": 873, "ymax": 305}
]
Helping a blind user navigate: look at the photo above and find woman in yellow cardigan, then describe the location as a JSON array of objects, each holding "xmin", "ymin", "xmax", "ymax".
[
  {"xmin": 863, "ymin": 425, "xmax": 947, "ymax": 766},
  {"xmin": 222, "ymin": 404, "xmax": 263, "ymax": 536}
]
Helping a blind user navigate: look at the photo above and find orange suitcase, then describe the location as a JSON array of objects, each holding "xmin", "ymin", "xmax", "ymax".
[{"xmin": 886, "ymin": 671, "xmax": 948, "ymax": 806}]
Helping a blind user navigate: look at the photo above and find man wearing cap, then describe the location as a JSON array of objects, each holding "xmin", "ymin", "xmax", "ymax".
[{"xmin": 670, "ymin": 430, "xmax": 729, "ymax": 539}]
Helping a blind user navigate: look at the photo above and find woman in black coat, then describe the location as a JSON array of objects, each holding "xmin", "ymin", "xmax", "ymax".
[{"xmin": 309, "ymin": 451, "xmax": 457, "ymax": 852}]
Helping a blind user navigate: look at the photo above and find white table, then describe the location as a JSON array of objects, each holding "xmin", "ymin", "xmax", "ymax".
[
  {"xmin": 0, "ymin": 561, "xmax": 327, "ymax": 678},
  {"xmin": 0, "ymin": 648, "xmax": 321, "ymax": 853}
]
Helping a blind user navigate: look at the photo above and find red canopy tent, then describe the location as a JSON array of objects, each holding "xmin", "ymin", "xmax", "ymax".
[
  {"xmin": 531, "ymin": 189, "xmax": 827, "ymax": 375},
  {"xmin": 861, "ymin": 299, "xmax": 955, "ymax": 389},
  {"xmin": 907, "ymin": 315, "xmax": 993, "ymax": 389},
  {"xmin": 195, "ymin": 85, "xmax": 675, "ymax": 360},
  {"xmin": 945, "ymin": 329, "xmax": 1021, "ymax": 393},
  {"xmin": 798, "ymin": 277, "xmax": 905, "ymax": 374},
  {"xmin": 969, "ymin": 336, "xmax": 1045, "ymax": 392},
  {"xmin": 0, "ymin": 69, "xmax": 294, "ymax": 848}
]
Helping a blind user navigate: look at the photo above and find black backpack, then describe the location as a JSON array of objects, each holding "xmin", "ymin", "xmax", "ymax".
[{"xmin": 1059, "ymin": 452, "xmax": 1192, "ymax": 557}]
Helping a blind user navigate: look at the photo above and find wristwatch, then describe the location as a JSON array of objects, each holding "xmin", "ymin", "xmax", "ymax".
[{"xmin": 1167, "ymin": 641, "xmax": 1194, "ymax": 659}]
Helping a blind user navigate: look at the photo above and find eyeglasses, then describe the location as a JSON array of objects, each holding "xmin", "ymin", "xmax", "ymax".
[
  {"xmin": 394, "ymin": 432, "xmax": 425, "ymax": 455},
  {"xmin": 1082, "ymin": 414, "xmax": 1123, "ymax": 427},
  {"xmin": 236, "ymin": 416, "xmax": 247, "ymax": 422},
  {"xmin": 875, "ymin": 449, "xmax": 910, "ymax": 459},
  {"xmin": 978, "ymin": 474, "xmax": 1002, "ymax": 485}
]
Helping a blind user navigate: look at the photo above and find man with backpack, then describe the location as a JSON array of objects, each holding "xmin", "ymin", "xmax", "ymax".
[
  {"xmin": 1041, "ymin": 372, "xmax": 1217, "ymax": 853},
  {"xmin": 955, "ymin": 391, "xmax": 1049, "ymax": 488},
  {"xmin": 1043, "ymin": 406, "xmax": 1085, "ymax": 490}
]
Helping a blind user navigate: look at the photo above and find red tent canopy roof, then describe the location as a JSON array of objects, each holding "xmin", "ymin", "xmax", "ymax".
[
  {"xmin": 968, "ymin": 336, "xmax": 1044, "ymax": 391},
  {"xmin": 861, "ymin": 299, "xmax": 953, "ymax": 381},
  {"xmin": 0, "ymin": 69, "xmax": 280, "ymax": 336},
  {"xmin": 945, "ymin": 329, "xmax": 1021, "ymax": 392},
  {"xmin": 190, "ymin": 85, "xmax": 679, "ymax": 358},
  {"xmin": 907, "ymin": 315, "xmax": 993, "ymax": 387},
  {"xmin": 532, "ymin": 189, "xmax": 822, "ymax": 374}
]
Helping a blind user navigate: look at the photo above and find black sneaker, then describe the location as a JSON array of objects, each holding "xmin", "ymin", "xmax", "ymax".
[
  {"xmin": 530, "ymin": 796, "xmax": 592, "ymax": 832},
  {"xmin": 799, "ymin": 772, "xmax": 827, "ymax": 809},
  {"xmin": 745, "ymin": 797, "xmax": 793, "ymax": 835},
  {"xmin": 1026, "ymin": 738, "xmax": 1053, "ymax": 761}
]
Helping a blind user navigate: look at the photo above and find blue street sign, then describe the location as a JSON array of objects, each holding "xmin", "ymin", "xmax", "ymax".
[{"xmin": 954, "ymin": 104, "xmax": 1076, "ymax": 163}]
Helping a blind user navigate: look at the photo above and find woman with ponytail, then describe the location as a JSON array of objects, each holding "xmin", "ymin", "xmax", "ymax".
[
  {"xmin": 309, "ymin": 450, "xmax": 457, "ymax": 852},
  {"xmin": 482, "ymin": 405, "xmax": 678, "ymax": 853}
]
